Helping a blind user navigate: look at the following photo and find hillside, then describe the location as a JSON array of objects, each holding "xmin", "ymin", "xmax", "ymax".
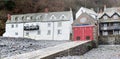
[{"xmin": 0, "ymin": 0, "xmax": 120, "ymax": 36}]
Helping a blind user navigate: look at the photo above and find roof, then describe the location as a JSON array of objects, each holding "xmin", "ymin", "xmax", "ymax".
[
  {"xmin": 76, "ymin": 7, "xmax": 97, "ymax": 19},
  {"xmin": 98, "ymin": 7, "xmax": 120, "ymax": 18},
  {"xmin": 6, "ymin": 11, "xmax": 73, "ymax": 23}
]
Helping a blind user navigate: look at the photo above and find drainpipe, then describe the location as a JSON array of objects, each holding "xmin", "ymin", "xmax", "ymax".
[{"xmin": 52, "ymin": 22, "xmax": 54, "ymax": 40}]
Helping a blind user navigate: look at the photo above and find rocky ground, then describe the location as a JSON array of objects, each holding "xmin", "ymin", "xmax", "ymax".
[
  {"xmin": 0, "ymin": 37, "xmax": 70, "ymax": 58},
  {"xmin": 56, "ymin": 45, "xmax": 120, "ymax": 59}
]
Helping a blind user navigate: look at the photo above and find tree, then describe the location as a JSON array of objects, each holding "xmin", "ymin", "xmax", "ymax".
[{"xmin": 4, "ymin": 0, "xmax": 15, "ymax": 11}]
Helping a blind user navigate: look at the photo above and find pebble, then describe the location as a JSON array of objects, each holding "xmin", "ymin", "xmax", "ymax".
[{"xmin": 0, "ymin": 37, "xmax": 70, "ymax": 58}]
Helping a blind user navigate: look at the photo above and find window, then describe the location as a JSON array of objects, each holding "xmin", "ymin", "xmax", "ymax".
[
  {"xmin": 58, "ymin": 29, "xmax": 62, "ymax": 34},
  {"xmin": 113, "ymin": 23, "xmax": 119, "ymax": 26},
  {"xmin": 37, "ymin": 30, "xmax": 41, "ymax": 35},
  {"xmin": 50, "ymin": 15, "xmax": 56, "ymax": 20},
  {"xmin": 22, "ymin": 16, "xmax": 24, "ymax": 20},
  {"xmin": 60, "ymin": 15, "xmax": 66, "ymax": 19},
  {"xmin": 16, "ymin": 24, "xmax": 18, "ymax": 27},
  {"xmin": 47, "ymin": 30, "xmax": 51, "ymax": 35},
  {"xmin": 76, "ymin": 36, "xmax": 80, "ymax": 40},
  {"xmin": 113, "ymin": 15, "xmax": 119, "ymax": 19},
  {"xmin": 15, "ymin": 17, "xmax": 18, "ymax": 21},
  {"xmin": 11, "ymin": 24, "xmax": 14, "ymax": 28},
  {"xmin": 103, "ymin": 24, "xmax": 107, "ymax": 27},
  {"xmin": 15, "ymin": 32, "xmax": 18, "ymax": 35},
  {"xmin": 26, "ymin": 32, "xmax": 29, "ymax": 36},
  {"xmin": 48, "ymin": 23, "xmax": 51, "ymax": 27},
  {"xmin": 103, "ymin": 16, "xmax": 108, "ymax": 20},
  {"xmin": 26, "ymin": 16, "xmax": 31, "ymax": 20},
  {"xmin": 86, "ymin": 36, "xmax": 90, "ymax": 40},
  {"xmin": 114, "ymin": 31, "xmax": 119, "ymax": 35},
  {"xmin": 58, "ymin": 22, "xmax": 62, "ymax": 27},
  {"xmin": 102, "ymin": 31, "xmax": 108, "ymax": 36}
]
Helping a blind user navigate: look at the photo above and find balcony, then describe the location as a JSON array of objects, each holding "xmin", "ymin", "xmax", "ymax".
[
  {"xmin": 100, "ymin": 26, "xmax": 120, "ymax": 30},
  {"xmin": 100, "ymin": 19, "xmax": 120, "ymax": 23},
  {"xmin": 24, "ymin": 25, "xmax": 39, "ymax": 31}
]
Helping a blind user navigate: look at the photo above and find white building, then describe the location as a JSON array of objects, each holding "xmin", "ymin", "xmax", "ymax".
[
  {"xmin": 3, "ymin": 11, "xmax": 73, "ymax": 40},
  {"xmin": 76, "ymin": 7, "xmax": 97, "ymax": 19}
]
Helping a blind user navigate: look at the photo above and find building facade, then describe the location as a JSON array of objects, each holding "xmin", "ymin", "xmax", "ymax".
[
  {"xmin": 3, "ymin": 11, "xmax": 73, "ymax": 40},
  {"xmin": 73, "ymin": 13, "xmax": 98, "ymax": 41},
  {"xmin": 98, "ymin": 7, "xmax": 120, "ymax": 44},
  {"xmin": 76, "ymin": 7, "xmax": 97, "ymax": 19}
]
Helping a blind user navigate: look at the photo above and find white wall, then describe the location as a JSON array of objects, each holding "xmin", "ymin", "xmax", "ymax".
[
  {"xmin": 3, "ymin": 23, "xmax": 24, "ymax": 37},
  {"xmin": 24, "ymin": 22, "xmax": 54, "ymax": 40},
  {"xmin": 3, "ymin": 21, "xmax": 71, "ymax": 40},
  {"xmin": 54, "ymin": 21, "xmax": 70, "ymax": 40}
]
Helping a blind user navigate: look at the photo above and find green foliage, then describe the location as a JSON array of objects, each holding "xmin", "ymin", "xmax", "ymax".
[{"xmin": 4, "ymin": 0, "xmax": 15, "ymax": 11}]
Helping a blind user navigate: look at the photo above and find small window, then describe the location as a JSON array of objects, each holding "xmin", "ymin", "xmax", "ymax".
[
  {"xmin": 15, "ymin": 17, "xmax": 18, "ymax": 21},
  {"xmin": 58, "ymin": 22, "xmax": 62, "ymax": 27},
  {"xmin": 102, "ymin": 31, "xmax": 108, "ymax": 36},
  {"xmin": 26, "ymin": 32, "xmax": 29, "ymax": 36},
  {"xmin": 50, "ymin": 15, "xmax": 56, "ymax": 20},
  {"xmin": 114, "ymin": 31, "xmax": 119, "ymax": 35},
  {"xmin": 16, "ymin": 24, "xmax": 18, "ymax": 27},
  {"xmin": 60, "ymin": 15, "xmax": 66, "ymax": 19},
  {"xmin": 22, "ymin": 16, "xmax": 24, "ymax": 20},
  {"xmin": 58, "ymin": 29, "xmax": 62, "ymax": 34},
  {"xmin": 26, "ymin": 16, "xmax": 31, "ymax": 20},
  {"xmin": 48, "ymin": 23, "xmax": 51, "ymax": 27},
  {"xmin": 47, "ymin": 30, "xmax": 51, "ymax": 35},
  {"xmin": 86, "ymin": 36, "xmax": 90, "ymax": 40},
  {"xmin": 76, "ymin": 36, "xmax": 80, "ymax": 40},
  {"xmin": 15, "ymin": 32, "xmax": 18, "ymax": 35},
  {"xmin": 11, "ymin": 24, "xmax": 14, "ymax": 28},
  {"xmin": 103, "ymin": 16, "xmax": 108, "ymax": 20},
  {"xmin": 113, "ymin": 15, "xmax": 119, "ymax": 19},
  {"xmin": 103, "ymin": 24, "xmax": 107, "ymax": 27},
  {"xmin": 38, "ymin": 30, "xmax": 41, "ymax": 35}
]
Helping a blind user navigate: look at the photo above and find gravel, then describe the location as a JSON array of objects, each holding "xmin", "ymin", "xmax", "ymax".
[
  {"xmin": 56, "ymin": 45, "xmax": 120, "ymax": 59},
  {"xmin": 0, "ymin": 37, "xmax": 70, "ymax": 58}
]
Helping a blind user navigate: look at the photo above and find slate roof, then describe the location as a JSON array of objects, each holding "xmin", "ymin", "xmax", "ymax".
[
  {"xmin": 98, "ymin": 7, "xmax": 120, "ymax": 18},
  {"xmin": 76, "ymin": 7, "xmax": 97, "ymax": 19},
  {"xmin": 6, "ymin": 11, "xmax": 73, "ymax": 23}
]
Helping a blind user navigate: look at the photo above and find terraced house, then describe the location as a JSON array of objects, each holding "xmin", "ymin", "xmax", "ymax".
[
  {"xmin": 3, "ymin": 11, "xmax": 73, "ymax": 40},
  {"xmin": 98, "ymin": 7, "xmax": 120, "ymax": 44}
]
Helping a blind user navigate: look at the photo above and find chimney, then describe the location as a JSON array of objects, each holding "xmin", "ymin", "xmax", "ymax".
[
  {"xmin": 99, "ymin": 9, "xmax": 103, "ymax": 13},
  {"xmin": 7, "ymin": 14, "xmax": 11, "ymax": 20},
  {"xmin": 44, "ymin": 8, "xmax": 49, "ymax": 13},
  {"xmin": 104, "ymin": 5, "xmax": 106, "ymax": 11}
]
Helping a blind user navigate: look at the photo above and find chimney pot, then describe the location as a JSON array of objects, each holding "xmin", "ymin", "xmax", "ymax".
[{"xmin": 45, "ymin": 8, "xmax": 49, "ymax": 13}]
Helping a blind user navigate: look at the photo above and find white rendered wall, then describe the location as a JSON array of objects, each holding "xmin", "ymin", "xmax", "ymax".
[
  {"xmin": 3, "ymin": 21, "xmax": 71, "ymax": 40},
  {"xmin": 3, "ymin": 23, "xmax": 24, "ymax": 37},
  {"xmin": 54, "ymin": 21, "xmax": 70, "ymax": 40},
  {"xmin": 24, "ymin": 22, "xmax": 54, "ymax": 40}
]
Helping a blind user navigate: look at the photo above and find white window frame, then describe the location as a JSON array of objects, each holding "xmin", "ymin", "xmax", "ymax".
[
  {"xmin": 103, "ymin": 16, "xmax": 108, "ymax": 20},
  {"xmin": 37, "ymin": 30, "xmax": 41, "ymax": 35},
  {"xmin": 113, "ymin": 15, "xmax": 119, "ymax": 19},
  {"xmin": 48, "ymin": 23, "xmax": 51, "ymax": 27},
  {"xmin": 47, "ymin": 30, "xmax": 51, "ymax": 35},
  {"xmin": 58, "ymin": 29, "xmax": 62, "ymax": 35},
  {"xmin": 114, "ymin": 31, "xmax": 119, "ymax": 35},
  {"xmin": 26, "ymin": 32, "xmax": 29, "ymax": 36},
  {"xmin": 11, "ymin": 24, "xmax": 14, "ymax": 28},
  {"xmin": 15, "ymin": 32, "xmax": 18, "ymax": 35},
  {"xmin": 102, "ymin": 31, "xmax": 108, "ymax": 36}
]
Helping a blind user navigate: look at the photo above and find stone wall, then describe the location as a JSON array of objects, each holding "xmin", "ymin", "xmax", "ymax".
[
  {"xmin": 99, "ymin": 35, "xmax": 120, "ymax": 44},
  {"xmin": 4, "ymin": 40, "xmax": 95, "ymax": 59},
  {"xmin": 42, "ymin": 41, "xmax": 94, "ymax": 59}
]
